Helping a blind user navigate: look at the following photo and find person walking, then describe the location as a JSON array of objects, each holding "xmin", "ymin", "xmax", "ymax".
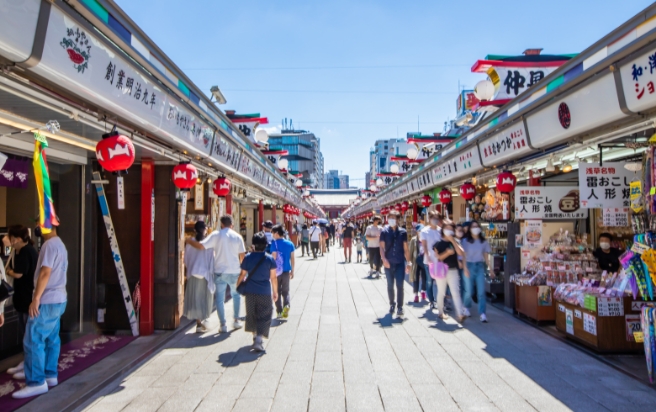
[
  {"xmin": 187, "ymin": 216, "xmax": 246, "ymax": 333},
  {"xmin": 183, "ymin": 221, "xmax": 215, "ymax": 333},
  {"xmin": 379, "ymin": 210, "xmax": 411, "ymax": 318},
  {"xmin": 263, "ymin": 220, "xmax": 274, "ymax": 252},
  {"xmin": 3, "ymin": 226, "xmax": 38, "ymax": 375},
  {"xmin": 12, "ymin": 225, "xmax": 68, "ymax": 399},
  {"xmin": 462, "ymin": 221, "xmax": 493, "ymax": 323},
  {"xmin": 365, "ymin": 216, "xmax": 383, "ymax": 278},
  {"xmin": 420, "ymin": 211, "xmax": 442, "ymax": 309},
  {"xmin": 300, "ymin": 224, "xmax": 310, "ymax": 257},
  {"xmin": 329, "ymin": 221, "xmax": 336, "ymax": 246},
  {"xmin": 455, "ymin": 224, "xmax": 469, "ymax": 317},
  {"xmin": 337, "ymin": 220, "xmax": 344, "ymax": 248},
  {"xmin": 319, "ymin": 223, "xmax": 327, "ymax": 256},
  {"xmin": 433, "ymin": 222, "xmax": 466, "ymax": 323},
  {"xmin": 309, "ymin": 221, "xmax": 321, "ymax": 259},
  {"xmin": 355, "ymin": 235, "xmax": 364, "ymax": 263},
  {"xmin": 237, "ymin": 232, "xmax": 278, "ymax": 352},
  {"xmin": 342, "ymin": 220, "xmax": 354, "ymax": 263},
  {"xmin": 270, "ymin": 225, "xmax": 295, "ymax": 320},
  {"xmin": 409, "ymin": 225, "xmax": 427, "ymax": 303}
]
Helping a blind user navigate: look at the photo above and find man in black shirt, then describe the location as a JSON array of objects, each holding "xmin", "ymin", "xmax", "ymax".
[
  {"xmin": 593, "ymin": 232, "xmax": 622, "ymax": 273},
  {"xmin": 328, "ymin": 221, "xmax": 336, "ymax": 246},
  {"xmin": 343, "ymin": 220, "xmax": 355, "ymax": 263}
]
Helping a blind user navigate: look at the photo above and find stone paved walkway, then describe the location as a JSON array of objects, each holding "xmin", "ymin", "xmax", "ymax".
[{"xmin": 80, "ymin": 246, "xmax": 656, "ymax": 412}]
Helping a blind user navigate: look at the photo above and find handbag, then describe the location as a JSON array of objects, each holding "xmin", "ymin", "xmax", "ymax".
[
  {"xmin": 236, "ymin": 255, "xmax": 267, "ymax": 295},
  {"xmin": 0, "ymin": 259, "xmax": 13, "ymax": 304},
  {"xmin": 428, "ymin": 261, "xmax": 449, "ymax": 280}
]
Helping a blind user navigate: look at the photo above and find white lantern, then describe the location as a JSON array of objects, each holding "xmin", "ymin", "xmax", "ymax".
[
  {"xmin": 390, "ymin": 163, "xmax": 400, "ymax": 174},
  {"xmin": 407, "ymin": 147, "xmax": 419, "ymax": 160},
  {"xmin": 295, "ymin": 179, "xmax": 302, "ymax": 187},
  {"xmin": 254, "ymin": 129, "xmax": 269, "ymax": 143},
  {"xmin": 376, "ymin": 178, "xmax": 384, "ymax": 186},
  {"xmin": 303, "ymin": 190, "xmax": 310, "ymax": 196},
  {"xmin": 474, "ymin": 79, "xmax": 495, "ymax": 101},
  {"xmin": 278, "ymin": 158, "xmax": 289, "ymax": 170},
  {"xmin": 370, "ymin": 184, "xmax": 378, "ymax": 192}
]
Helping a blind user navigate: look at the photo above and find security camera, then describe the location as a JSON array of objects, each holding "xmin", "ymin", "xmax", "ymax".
[{"xmin": 210, "ymin": 86, "xmax": 227, "ymax": 105}]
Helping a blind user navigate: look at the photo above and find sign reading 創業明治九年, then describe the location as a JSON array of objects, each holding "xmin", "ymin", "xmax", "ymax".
[
  {"xmin": 514, "ymin": 187, "xmax": 588, "ymax": 220},
  {"xmin": 578, "ymin": 163, "xmax": 634, "ymax": 208}
]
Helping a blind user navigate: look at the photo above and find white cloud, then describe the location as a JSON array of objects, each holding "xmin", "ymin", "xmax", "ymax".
[{"xmin": 260, "ymin": 124, "xmax": 282, "ymax": 135}]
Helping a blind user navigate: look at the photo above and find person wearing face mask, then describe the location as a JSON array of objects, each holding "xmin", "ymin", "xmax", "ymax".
[
  {"xmin": 380, "ymin": 210, "xmax": 411, "ymax": 318},
  {"xmin": 454, "ymin": 224, "xmax": 468, "ymax": 316},
  {"xmin": 365, "ymin": 216, "xmax": 383, "ymax": 278},
  {"xmin": 593, "ymin": 233, "xmax": 621, "ymax": 273},
  {"xmin": 463, "ymin": 221, "xmax": 493, "ymax": 323},
  {"xmin": 420, "ymin": 211, "xmax": 442, "ymax": 309},
  {"xmin": 433, "ymin": 223, "xmax": 466, "ymax": 323}
]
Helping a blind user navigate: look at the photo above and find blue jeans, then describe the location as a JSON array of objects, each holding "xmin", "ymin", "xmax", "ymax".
[
  {"xmin": 385, "ymin": 263, "xmax": 406, "ymax": 309},
  {"xmin": 24, "ymin": 301, "xmax": 67, "ymax": 386},
  {"xmin": 215, "ymin": 273, "xmax": 241, "ymax": 325},
  {"xmin": 424, "ymin": 260, "xmax": 436, "ymax": 303},
  {"xmin": 465, "ymin": 262, "xmax": 487, "ymax": 314}
]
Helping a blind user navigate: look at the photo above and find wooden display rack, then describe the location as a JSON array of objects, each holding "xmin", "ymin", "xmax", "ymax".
[
  {"xmin": 514, "ymin": 284, "xmax": 556, "ymax": 322},
  {"xmin": 555, "ymin": 297, "xmax": 644, "ymax": 353}
]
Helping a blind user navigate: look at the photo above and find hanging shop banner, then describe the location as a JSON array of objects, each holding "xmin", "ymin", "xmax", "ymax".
[
  {"xmin": 524, "ymin": 220, "xmax": 543, "ymax": 249},
  {"xmin": 478, "ymin": 122, "xmax": 534, "ymax": 167},
  {"xmin": 578, "ymin": 163, "xmax": 632, "ymax": 208},
  {"xmin": 212, "ymin": 136, "xmax": 242, "ymax": 172},
  {"xmin": 514, "ymin": 187, "xmax": 588, "ymax": 219},
  {"xmin": 487, "ymin": 66, "xmax": 560, "ymax": 100},
  {"xmin": 0, "ymin": 157, "xmax": 29, "ymax": 189},
  {"xmin": 431, "ymin": 147, "xmax": 482, "ymax": 185},
  {"xmin": 602, "ymin": 208, "xmax": 630, "ymax": 227},
  {"xmin": 31, "ymin": 6, "xmax": 214, "ymax": 157},
  {"xmin": 525, "ymin": 73, "xmax": 626, "ymax": 149},
  {"xmin": 619, "ymin": 46, "xmax": 656, "ymax": 113}
]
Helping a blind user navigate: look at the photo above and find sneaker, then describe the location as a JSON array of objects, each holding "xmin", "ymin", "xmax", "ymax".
[
  {"xmin": 397, "ymin": 307, "xmax": 404, "ymax": 318},
  {"xmin": 13, "ymin": 371, "xmax": 25, "ymax": 380},
  {"xmin": 389, "ymin": 304, "xmax": 396, "ymax": 314},
  {"xmin": 439, "ymin": 313, "xmax": 449, "ymax": 320},
  {"xmin": 480, "ymin": 313, "xmax": 488, "ymax": 323},
  {"xmin": 219, "ymin": 324, "xmax": 228, "ymax": 333},
  {"xmin": 233, "ymin": 320, "xmax": 243, "ymax": 330},
  {"xmin": 282, "ymin": 305, "xmax": 290, "ymax": 319},
  {"xmin": 252, "ymin": 336, "xmax": 265, "ymax": 352},
  {"xmin": 429, "ymin": 302, "xmax": 435, "ymax": 310},
  {"xmin": 277, "ymin": 312, "xmax": 284, "ymax": 319},
  {"xmin": 12, "ymin": 382, "xmax": 48, "ymax": 399},
  {"xmin": 46, "ymin": 377, "xmax": 58, "ymax": 387},
  {"xmin": 196, "ymin": 325, "xmax": 208, "ymax": 333},
  {"xmin": 7, "ymin": 361, "xmax": 24, "ymax": 375},
  {"xmin": 421, "ymin": 291, "xmax": 427, "ymax": 301},
  {"xmin": 457, "ymin": 315, "xmax": 466, "ymax": 324},
  {"xmin": 413, "ymin": 295, "xmax": 419, "ymax": 303},
  {"xmin": 462, "ymin": 308, "xmax": 471, "ymax": 317}
]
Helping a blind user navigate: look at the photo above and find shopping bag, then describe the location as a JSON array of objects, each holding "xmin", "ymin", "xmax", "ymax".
[{"xmin": 428, "ymin": 261, "xmax": 448, "ymax": 279}]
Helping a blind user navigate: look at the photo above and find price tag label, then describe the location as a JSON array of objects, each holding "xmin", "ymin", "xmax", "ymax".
[
  {"xmin": 602, "ymin": 208, "xmax": 629, "ymax": 227},
  {"xmin": 634, "ymin": 332, "xmax": 645, "ymax": 343},
  {"xmin": 597, "ymin": 297, "xmax": 624, "ymax": 317},
  {"xmin": 626, "ymin": 315, "xmax": 641, "ymax": 341},
  {"xmin": 631, "ymin": 242, "xmax": 650, "ymax": 255}
]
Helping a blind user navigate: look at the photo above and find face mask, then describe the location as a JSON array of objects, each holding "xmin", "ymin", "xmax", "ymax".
[
  {"xmin": 444, "ymin": 229, "xmax": 454, "ymax": 237},
  {"xmin": 388, "ymin": 218, "xmax": 397, "ymax": 227},
  {"xmin": 456, "ymin": 231, "xmax": 464, "ymax": 238},
  {"xmin": 430, "ymin": 219, "xmax": 439, "ymax": 226},
  {"xmin": 600, "ymin": 242, "xmax": 611, "ymax": 250},
  {"xmin": 471, "ymin": 228, "xmax": 481, "ymax": 236}
]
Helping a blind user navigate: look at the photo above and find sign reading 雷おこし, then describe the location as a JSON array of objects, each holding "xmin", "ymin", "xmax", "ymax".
[
  {"xmin": 514, "ymin": 187, "xmax": 588, "ymax": 220},
  {"xmin": 578, "ymin": 163, "xmax": 633, "ymax": 208}
]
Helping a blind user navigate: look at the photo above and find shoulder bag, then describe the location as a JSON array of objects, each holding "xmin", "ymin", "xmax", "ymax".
[
  {"xmin": 236, "ymin": 255, "xmax": 267, "ymax": 296},
  {"xmin": 0, "ymin": 255, "xmax": 14, "ymax": 304}
]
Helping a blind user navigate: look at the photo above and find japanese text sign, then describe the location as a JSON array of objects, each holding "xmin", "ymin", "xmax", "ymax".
[
  {"xmin": 490, "ymin": 66, "xmax": 559, "ymax": 100},
  {"xmin": 578, "ymin": 163, "xmax": 633, "ymax": 208},
  {"xmin": 514, "ymin": 187, "xmax": 588, "ymax": 220},
  {"xmin": 479, "ymin": 122, "xmax": 533, "ymax": 167},
  {"xmin": 432, "ymin": 147, "xmax": 482, "ymax": 185},
  {"xmin": 602, "ymin": 208, "xmax": 629, "ymax": 227},
  {"xmin": 620, "ymin": 47, "xmax": 656, "ymax": 113}
]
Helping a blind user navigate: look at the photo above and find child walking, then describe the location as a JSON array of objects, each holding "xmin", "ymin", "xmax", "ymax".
[{"xmin": 356, "ymin": 235, "xmax": 364, "ymax": 263}]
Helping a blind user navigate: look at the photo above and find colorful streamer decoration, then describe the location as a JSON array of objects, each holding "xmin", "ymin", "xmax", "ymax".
[{"xmin": 33, "ymin": 132, "xmax": 59, "ymax": 234}]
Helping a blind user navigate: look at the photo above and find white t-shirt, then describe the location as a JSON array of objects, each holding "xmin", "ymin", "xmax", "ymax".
[
  {"xmin": 201, "ymin": 228, "xmax": 246, "ymax": 274},
  {"xmin": 309, "ymin": 226, "xmax": 322, "ymax": 242},
  {"xmin": 420, "ymin": 226, "xmax": 442, "ymax": 265},
  {"xmin": 365, "ymin": 225, "xmax": 382, "ymax": 248},
  {"xmin": 36, "ymin": 236, "xmax": 68, "ymax": 304}
]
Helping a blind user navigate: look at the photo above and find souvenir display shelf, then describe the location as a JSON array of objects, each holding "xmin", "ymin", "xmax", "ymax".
[{"xmin": 481, "ymin": 222, "xmax": 507, "ymax": 296}]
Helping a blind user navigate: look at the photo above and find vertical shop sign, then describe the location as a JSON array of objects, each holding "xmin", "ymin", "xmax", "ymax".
[
  {"xmin": 578, "ymin": 163, "xmax": 632, "ymax": 208},
  {"xmin": 151, "ymin": 189, "xmax": 155, "ymax": 242},
  {"xmin": 92, "ymin": 171, "xmax": 139, "ymax": 336},
  {"xmin": 179, "ymin": 191, "xmax": 187, "ymax": 241},
  {"xmin": 583, "ymin": 313, "xmax": 597, "ymax": 336},
  {"xmin": 194, "ymin": 183, "xmax": 204, "ymax": 210},
  {"xmin": 524, "ymin": 220, "xmax": 542, "ymax": 249},
  {"xmin": 565, "ymin": 309, "xmax": 574, "ymax": 334},
  {"xmin": 117, "ymin": 176, "xmax": 125, "ymax": 209}
]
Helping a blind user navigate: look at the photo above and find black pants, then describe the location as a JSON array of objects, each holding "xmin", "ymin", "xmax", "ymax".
[
  {"xmin": 311, "ymin": 241, "xmax": 320, "ymax": 258},
  {"xmin": 301, "ymin": 241, "xmax": 309, "ymax": 256},
  {"xmin": 368, "ymin": 247, "xmax": 382, "ymax": 272},
  {"xmin": 413, "ymin": 254, "xmax": 427, "ymax": 294},
  {"xmin": 385, "ymin": 263, "xmax": 405, "ymax": 309},
  {"xmin": 276, "ymin": 272, "xmax": 291, "ymax": 313},
  {"xmin": 245, "ymin": 294, "xmax": 273, "ymax": 338}
]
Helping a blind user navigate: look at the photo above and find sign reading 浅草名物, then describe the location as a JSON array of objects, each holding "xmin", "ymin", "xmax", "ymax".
[
  {"xmin": 578, "ymin": 163, "xmax": 633, "ymax": 208},
  {"xmin": 514, "ymin": 187, "xmax": 588, "ymax": 220}
]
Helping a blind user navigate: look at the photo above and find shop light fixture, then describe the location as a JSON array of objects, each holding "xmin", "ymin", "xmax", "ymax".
[
  {"xmin": 562, "ymin": 162, "xmax": 573, "ymax": 173},
  {"xmin": 0, "ymin": 117, "xmax": 96, "ymax": 151},
  {"xmin": 545, "ymin": 155, "xmax": 555, "ymax": 172}
]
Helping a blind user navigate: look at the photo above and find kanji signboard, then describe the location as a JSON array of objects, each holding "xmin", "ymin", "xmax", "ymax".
[
  {"xmin": 514, "ymin": 187, "xmax": 588, "ymax": 220},
  {"xmin": 620, "ymin": 47, "xmax": 656, "ymax": 113},
  {"xmin": 578, "ymin": 163, "xmax": 633, "ymax": 208},
  {"xmin": 478, "ymin": 122, "xmax": 533, "ymax": 167},
  {"xmin": 432, "ymin": 147, "xmax": 482, "ymax": 185}
]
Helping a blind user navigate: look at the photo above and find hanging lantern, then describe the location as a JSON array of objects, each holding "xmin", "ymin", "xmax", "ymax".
[
  {"xmin": 439, "ymin": 188, "xmax": 452, "ymax": 204},
  {"xmin": 401, "ymin": 201, "xmax": 409, "ymax": 213},
  {"xmin": 96, "ymin": 131, "xmax": 135, "ymax": 173},
  {"xmin": 394, "ymin": 203, "xmax": 402, "ymax": 211},
  {"xmin": 421, "ymin": 195, "xmax": 432, "ymax": 208},
  {"xmin": 496, "ymin": 170, "xmax": 517, "ymax": 193},
  {"xmin": 171, "ymin": 162, "xmax": 198, "ymax": 191},
  {"xmin": 381, "ymin": 207, "xmax": 388, "ymax": 215},
  {"xmin": 213, "ymin": 176, "xmax": 231, "ymax": 197},
  {"xmin": 459, "ymin": 182, "xmax": 476, "ymax": 201}
]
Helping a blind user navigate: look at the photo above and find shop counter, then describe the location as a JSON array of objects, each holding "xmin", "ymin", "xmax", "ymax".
[{"xmin": 514, "ymin": 284, "xmax": 556, "ymax": 322}]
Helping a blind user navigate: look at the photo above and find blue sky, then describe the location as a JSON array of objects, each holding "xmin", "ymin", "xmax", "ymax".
[{"xmin": 117, "ymin": 0, "xmax": 652, "ymax": 187}]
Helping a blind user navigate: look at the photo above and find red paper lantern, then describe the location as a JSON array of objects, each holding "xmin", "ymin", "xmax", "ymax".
[
  {"xmin": 401, "ymin": 201, "xmax": 409, "ymax": 213},
  {"xmin": 213, "ymin": 177, "xmax": 231, "ymax": 197},
  {"xmin": 439, "ymin": 189, "xmax": 452, "ymax": 204},
  {"xmin": 459, "ymin": 182, "xmax": 476, "ymax": 201},
  {"xmin": 172, "ymin": 162, "xmax": 198, "ymax": 190},
  {"xmin": 96, "ymin": 131, "xmax": 135, "ymax": 173},
  {"xmin": 394, "ymin": 203, "xmax": 402, "ymax": 211},
  {"xmin": 496, "ymin": 171, "xmax": 517, "ymax": 193},
  {"xmin": 380, "ymin": 207, "xmax": 388, "ymax": 215},
  {"xmin": 421, "ymin": 195, "xmax": 432, "ymax": 208}
]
